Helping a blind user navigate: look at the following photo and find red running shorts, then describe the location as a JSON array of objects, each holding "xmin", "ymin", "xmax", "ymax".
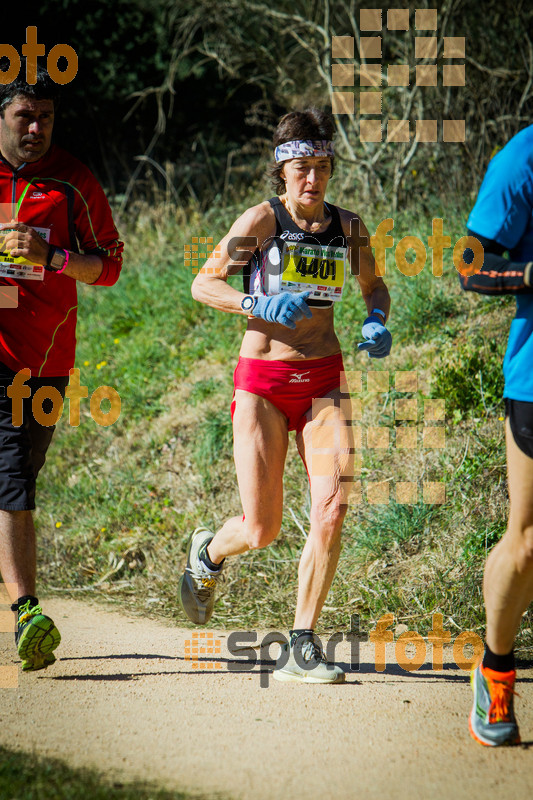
[{"xmin": 231, "ymin": 352, "xmax": 344, "ymax": 433}]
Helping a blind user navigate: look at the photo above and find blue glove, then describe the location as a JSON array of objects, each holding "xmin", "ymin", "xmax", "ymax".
[
  {"xmin": 357, "ymin": 315, "xmax": 392, "ymax": 358},
  {"xmin": 252, "ymin": 291, "xmax": 313, "ymax": 329}
]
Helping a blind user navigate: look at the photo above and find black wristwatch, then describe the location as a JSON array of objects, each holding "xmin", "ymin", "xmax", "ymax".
[{"xmin": 45, "ymin": 246, "xmax": 68, "ymax": 272}]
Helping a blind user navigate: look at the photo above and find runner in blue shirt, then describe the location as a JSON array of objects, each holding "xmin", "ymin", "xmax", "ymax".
[{"xmin": 461, "ymin": 124, "xmax": 533, "ymax": 746}]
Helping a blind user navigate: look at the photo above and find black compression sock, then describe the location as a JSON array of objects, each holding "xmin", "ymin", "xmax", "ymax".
[
  {"xmin": 482, "ymin": 643, "xmax": 515, "ymax": 673},
  {"xmin": 10, "ymin": 595, "xmax": 39, "ymax": 613},
  {"xmin": 199, "ymin": 544, "xmax": 224, "ymax": 572},
  {"xmin": 11, "ymin": 596, "xmax": 39, "ymax": 642},
  {"xmin": 290, "ymin": 629, "xmax": 314, "ymax": 647}
]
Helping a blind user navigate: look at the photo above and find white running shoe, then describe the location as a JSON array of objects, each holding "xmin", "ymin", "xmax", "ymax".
[{"xmin": 273, "ymin": 637, "xmax": 345, "ymax": 684}]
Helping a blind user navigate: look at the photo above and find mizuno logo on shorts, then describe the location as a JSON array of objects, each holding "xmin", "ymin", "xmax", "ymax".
[{"xmin": 289, "ymin": 371, "xmax": 311, "ymax": 383}]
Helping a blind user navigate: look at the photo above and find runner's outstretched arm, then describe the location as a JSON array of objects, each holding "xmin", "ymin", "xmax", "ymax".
[{"xmin": 460, "ymin": 230, "xmax": 533, "ymax": 295}]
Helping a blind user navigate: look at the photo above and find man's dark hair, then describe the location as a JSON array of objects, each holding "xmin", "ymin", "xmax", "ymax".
[
  {"xmin": 269, "ymin": 108, "xmax": 336, "ymax": 194},
  {"xmin": 0, "ymin": 61, "xmax": 61, "ymax": 117}
]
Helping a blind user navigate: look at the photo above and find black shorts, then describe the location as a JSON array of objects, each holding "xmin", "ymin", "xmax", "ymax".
[
  {"xmin": 0, "ymin": 362, "xmax": 68, "ymax": 511},
  {"xmin": 505, "ymin": 398, "xmax": 533, "ymax": 460}
]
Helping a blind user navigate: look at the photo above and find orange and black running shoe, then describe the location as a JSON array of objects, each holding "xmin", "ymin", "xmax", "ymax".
[{"xmin": 469, "ymin": 663, "xmax": 520, "ymax": 746}]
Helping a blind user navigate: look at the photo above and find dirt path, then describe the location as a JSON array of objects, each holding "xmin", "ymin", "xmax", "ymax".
[{"xmin": 0, "ymin": 599, "xmax": 532, "ymax": 799}]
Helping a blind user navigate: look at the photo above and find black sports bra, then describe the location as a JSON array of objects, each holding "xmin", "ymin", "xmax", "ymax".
[{"xmin": 243, "ymin": 197, "xmax": 349, "ymax": 307}]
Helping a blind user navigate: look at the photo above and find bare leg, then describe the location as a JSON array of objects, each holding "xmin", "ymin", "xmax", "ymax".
[
  {"xmin": 293, "ymin": 389, "xmax": 354, "ymax": 629},
  {"xmin": 0, "ymin": 509, "xmax": 36, "ymax": 602},
  {"xmin": 484, "ymin": 419, "xmax": 533, "ymax": 654},
  {"xmin": 207, "ymin": 390, "xmax": 289, "ymax": 563}
]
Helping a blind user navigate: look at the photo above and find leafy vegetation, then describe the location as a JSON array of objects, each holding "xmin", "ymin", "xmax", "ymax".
[
  {"xmin": 8, "ymin": 0, "xmax": 533, "ymax": 206},
  {"xmin": 432, "ymin": 333, "xmax": 507, "ymax": 420}
]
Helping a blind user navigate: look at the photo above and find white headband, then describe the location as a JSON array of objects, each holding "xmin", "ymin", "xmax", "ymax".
[{"xmin": 274, "ymin": 139, "xmax": 335, "ymax": 163}]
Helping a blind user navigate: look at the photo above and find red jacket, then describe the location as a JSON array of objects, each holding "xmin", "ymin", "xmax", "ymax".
[{"xmin": 0, "ymin": 145, "xmax": 123, "ymax": 376}]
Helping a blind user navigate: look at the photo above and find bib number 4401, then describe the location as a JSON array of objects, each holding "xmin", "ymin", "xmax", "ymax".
[{"xmin": 295, "ymin": 257, "xmax": 337, "ymax": 281}]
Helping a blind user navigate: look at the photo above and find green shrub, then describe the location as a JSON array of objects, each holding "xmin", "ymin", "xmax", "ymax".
[
  {"xmin": 432, "ymin": 335, "xmax": 505, "ymax": 419},
  {"xmin": 462, "ymin": 521, "xmax": 505, "ymax": 564},
  {"xmin": 388, "ymin": 270, "xmax": 463, "ymax": 342}
]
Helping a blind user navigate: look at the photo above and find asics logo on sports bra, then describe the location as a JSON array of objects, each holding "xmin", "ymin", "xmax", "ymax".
[
  {"xmin": 280, "ymin": 231, "xmax": 306, "ymax": 241},
  {"xmin": 289, "ymin": 371, "xmax": 311, "ymax": 383}
]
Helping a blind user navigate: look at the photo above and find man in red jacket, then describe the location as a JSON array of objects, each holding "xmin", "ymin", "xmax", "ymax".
[{"xmin": 0, "ymin": 64, "xmax": 123, "ymax": 670}]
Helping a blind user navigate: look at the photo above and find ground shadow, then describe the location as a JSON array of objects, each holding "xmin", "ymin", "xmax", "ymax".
[{"xmin": 37, "ymin": 653, "xmax": 533, "ymax": 685}]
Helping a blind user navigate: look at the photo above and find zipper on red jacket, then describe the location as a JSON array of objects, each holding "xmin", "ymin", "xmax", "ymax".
[{"xmin": 12, "ymin": 164, "xmax": 28, "ymax": 213}]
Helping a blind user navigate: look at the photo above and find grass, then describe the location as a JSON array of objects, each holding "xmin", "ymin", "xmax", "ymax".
[
  {"xmin": 351, "ymin": 502, "xmax": 443, "ymax": 559},
  {"xmin": 30, "ymin": 190, "xmax": 532, "ymax": 655},
  {"xmin": 193, "ymin": 410, "xmax": 234, "ymax": 489},
  {"xmin": 0, "ymin": 746, "xmax": 214, "ymax": 800}
]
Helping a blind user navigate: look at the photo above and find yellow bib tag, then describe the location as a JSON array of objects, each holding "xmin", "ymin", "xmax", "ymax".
[
  {"xmin": 281, "ymin": 243, "xmax": 346, "ymax": 301},
  {"xmin": 0, "ymin": 227, "xmax": 49, "ymax": 281}
]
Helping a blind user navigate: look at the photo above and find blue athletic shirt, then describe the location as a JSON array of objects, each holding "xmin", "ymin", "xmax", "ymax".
[{"xmin": 467, "ymin": 125, "xmax": 533, "ymax": 401}]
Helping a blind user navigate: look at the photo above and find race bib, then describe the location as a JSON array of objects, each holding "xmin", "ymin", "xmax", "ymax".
[
  {"xmin": 0, "ymin": 227, "xmax": 49, "ymax": 281},
  {"xmin": 280, "ymin": 242, "xmax": 346, "ymax": 301}
]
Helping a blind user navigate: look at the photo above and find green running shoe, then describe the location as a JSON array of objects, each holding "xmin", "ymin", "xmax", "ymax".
[
  {"xmin": 178, "ymin": 527, "xmax": 223, "ymax": 624},
  {"xmin": 15, "ymin": 600, "xmax": 61, "ymax": 672},
  {"xmin": 273, "ymin": 637, "xmax": 345, "ymax": 684},
  {"xmin": 469, "ymin": 663, "xmax": 520, "ymax": 746}
]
